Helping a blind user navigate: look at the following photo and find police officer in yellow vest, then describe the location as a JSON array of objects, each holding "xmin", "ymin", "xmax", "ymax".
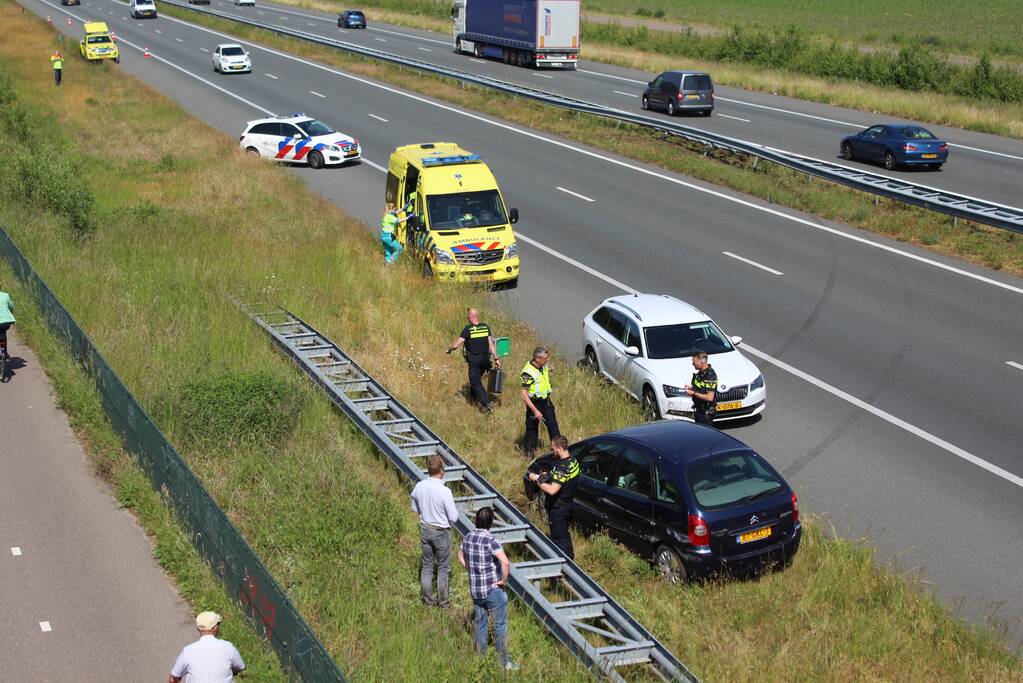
[
  {"xmin": 381, "ymin": 201, "xmax": 409, "ymax": 265},
  {"xmin": 446, "ymin": 307, "xmax": 501, "ymax": 411},
  {"xmin": 520, "ymin": 346, "xmax": 560, "ymax": 457},
  {"xmin": 51, "ymin": 51, "xmax": 63, "ymax": 86},
  {"xmin": 527, "ymin": 436, "xmax": 579, "ymax": 559},
  {"xmin": 684, "ymin": 350, "xmax": 718, "ymax": 426}
]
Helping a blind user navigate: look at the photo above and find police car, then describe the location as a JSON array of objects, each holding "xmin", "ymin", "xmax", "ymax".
[{"xmin": 239, "ymin": 114, "xmax": 360, "ymax": 169}]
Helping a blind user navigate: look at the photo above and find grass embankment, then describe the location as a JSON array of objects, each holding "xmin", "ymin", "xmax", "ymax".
[
  {"xmin": 282, "ymin": 0, "xmax": 1023, "ymax": 139},
  {"xmin": 162, "ymin": 2, "xmax": 1023, "ymax": 277},
  {"xmin": 4, "ymin": 3, "xmax": 1021, "ymax": 681}
]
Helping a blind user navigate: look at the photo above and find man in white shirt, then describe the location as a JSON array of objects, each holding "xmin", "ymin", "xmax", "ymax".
[
  {"xmin": 410, "ymin": 454, "xmax": 460, "ymax": 607},
  {"xmin": 169, "ymin": 611, "xmax": 245, "ymax": 683}
]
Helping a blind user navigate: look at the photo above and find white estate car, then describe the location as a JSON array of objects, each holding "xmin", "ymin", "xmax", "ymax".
[
  {"xmin": 212, "ymin": 43, "xmax": 251, "ymax": 73},
  {"xmin": 129, "ymin": 0, "xmax": 157, "ymax": 18},
  {"xmin": 234, "ymin": 0, "xmax": 255, "ymax": 6},
  {"xmin": 239, "ymin": 114, "xmax": 360, "ymax": 169},
  {"xmin": 582, "ymin": 293, "xmax": 765, "ymax": 422}
]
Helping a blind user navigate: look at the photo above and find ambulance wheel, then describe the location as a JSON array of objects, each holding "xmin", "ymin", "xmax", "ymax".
[
  {"xmin": 115, "ymin": 55, "xmax": 120, "ymax": 64},
  {"xmin": 422, "ymin": 259, "xmax": 433, "ymax": 279},
  {"xmin": 307, "ymin": 150, "xmax": 325, "ymax": 169}
]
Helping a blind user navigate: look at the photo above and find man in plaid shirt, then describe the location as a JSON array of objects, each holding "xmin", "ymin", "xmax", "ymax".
[{"xmin": 458, "ymin": 506, "xmax": 518, "ymax": 671}]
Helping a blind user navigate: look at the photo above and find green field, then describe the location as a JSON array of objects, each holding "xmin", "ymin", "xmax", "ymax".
[
  {"xmin": 584, "ymin": 0, "xmax": 1023, "ymax": 60},
  {"xmin": 3, "ymin": 2, "xmax": 1021, "ymax": 680}
]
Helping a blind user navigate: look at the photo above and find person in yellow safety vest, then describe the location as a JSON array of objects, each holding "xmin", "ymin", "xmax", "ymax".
[
  {"xmin": 520, "ymin": 346, "xmax": 560, "ymax": 458},
  {"xmin": 51, "ymin": 51, "xmax": 63, "ymax": 86},
  {"xmin": 380, "ymin": 201, "xmax": 409, "ymax": 265}
]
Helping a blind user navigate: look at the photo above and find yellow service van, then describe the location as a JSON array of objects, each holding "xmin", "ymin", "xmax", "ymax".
[
  {"xmin": 80, "ymin": 22, "xmax": 119, "ymax": 63},
  {"xmin": 386, "ymin": 143, "xmax": 520, "ymax": 286}
]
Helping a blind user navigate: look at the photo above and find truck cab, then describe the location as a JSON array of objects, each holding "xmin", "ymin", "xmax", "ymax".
[
  {"xmin": 79, "ymin": 22, "xmax": 119, "ymax": 63},
  {"xmin": 386, "ymin": 143, "xmax": 520, "ymax": 286}
]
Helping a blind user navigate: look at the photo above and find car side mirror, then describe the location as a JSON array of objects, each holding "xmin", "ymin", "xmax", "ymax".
[
  {"xmin": 648, "ymin": 81, "xmax": 654, "ymax": 87},
  {"xmin": 729, "ymin": 335, "xmax": 743, "ymax": 346},
  {"xmin": 509, "ymin": 207, "xmax": 519, "ymax": 224},
  {"xmin": 624, "ymin": 345, "xmax": 640, "ymax": 357}
]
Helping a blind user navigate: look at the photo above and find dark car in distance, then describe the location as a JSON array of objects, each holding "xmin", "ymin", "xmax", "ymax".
[
  {"xmin": 642, "ymin": 71, "xmax": 714, "ymax": 117},
  {"xmin": 841, "ymin": 124, "xmax": 948, "ymax": 170},
  {"xmin": 526, "ymin": 421, "xmax": 800, "ymax": 584},
  {"xmin": 338, "ymin": 9, "xmax": 367, "ymax": 28}
]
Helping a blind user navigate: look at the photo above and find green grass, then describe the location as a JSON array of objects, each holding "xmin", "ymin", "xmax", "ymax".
[
  {"xmin": 3, "ymin": 2, "xmax": 1021, "ymax": 680},
  {"xmin": 581, "ymin": 0, "xmax": 1023, "ymax": 61}
]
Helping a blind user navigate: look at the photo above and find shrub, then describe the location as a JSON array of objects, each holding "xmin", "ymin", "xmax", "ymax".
[{"xmin": 171, "ymin": 370, "xmax": 306, "ymax": 449}]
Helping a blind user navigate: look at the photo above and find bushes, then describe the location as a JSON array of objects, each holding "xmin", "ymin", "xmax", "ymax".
[
  {"xmin": 582, "ymin": 21, "xmax": 1023, "ymax": 105},
  {"xmin": 0, "ymin": 71, "xmax": 96, "ymax": 235},
  {"xmin": 170, "ymin": 370, "xmax": 306, "ymax": 450}
]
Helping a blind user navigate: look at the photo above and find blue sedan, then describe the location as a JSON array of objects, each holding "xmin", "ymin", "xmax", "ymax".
[
  {"xmin": 841, "ymin": 124, "xmax": 948, "ymax": 170},
  {"xmin": 525, "ymin": 421, "xmax": 801, "ymax": 584}
]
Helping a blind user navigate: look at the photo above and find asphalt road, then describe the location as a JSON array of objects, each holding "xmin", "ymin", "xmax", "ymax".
[
  {"xmin": 25, "ymin": 0, "xmax": 1023, "ymax": 648},
  {"xmin": 0, "ymin": 331, "xmax": 197, "ymax": 679},
  {"xmin": 182, "ymin": 0, "xmax": 1023, "ymax": 209}
]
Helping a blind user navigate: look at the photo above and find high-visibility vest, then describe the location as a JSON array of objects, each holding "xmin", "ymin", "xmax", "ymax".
[
  {"xmin": 51, "ymin": 55, "xmax": 63, "ymax": 70},
  {"xmin": 521, "ymin": 361, "xmax": 552, "ymax": 399},
  {"xmin": 381, "ymin": 211, "xmax": 399, "ymax": 234}
]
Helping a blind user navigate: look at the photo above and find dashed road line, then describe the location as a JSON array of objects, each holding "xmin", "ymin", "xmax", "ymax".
[
  {"xmin": 39, "ymin": 622, "xmax": 52, "ymax": 633},
  {"xmin": 533, "ymin": 73, "xmax": 554, "ymax": 79},
  {"xmin": 717, "ymin": 113, "xmax": 751, "ymax": 123},
  {"xmin": 1007, "ymin": 361, "xmax": 1023, "ymax": 372},
  {"xmin": 374, "ymin": 37, "xmax": 387, "ymax": 42},
  {"xmin": 722, "ymin": 251, "xmax": 783, "ymax": 275},
  {"xmin": 11, "ymin": 547, "xmax": 22, "ymax": 556},
  {"xmin": 556, "ymin": 186, "xmax": 595, "ymax": 202},
  {"xmin": 264, "ymin": 72, "xmax": 278, "ymax": 79},
  {"xmin": 175, "ymin": 37, "xmax": 183, "ymax": 43},
  {"xmin": 613, "ymin": 90, "xmax": 634, "ymax": 97},
  {"xmin": 417, "ymin": 46, "xmax": 432, "ymax": 52},
  {"xmin": 310, "ymin": 90, "xmax": 326, "ymax": 98},
  {"xmin": 368, "ymin": 113, "xmax": 388, "ymax": 122},
  {"xmin": 470, "ymin": 58, "xmax": 487, "ymax": 64},
  {"xmin": 200, "ymin": 47, "xmax": 209, "ymax": 52}
]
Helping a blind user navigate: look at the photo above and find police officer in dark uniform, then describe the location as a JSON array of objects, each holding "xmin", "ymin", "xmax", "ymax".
[
  {"xmin": 685, "ymin": 350, "xmax": 718, "ymax": 426},
  {"xmin": 527, "ymin": 436, "xmax": 579, "ymax": 559},
  {"xmin": 446, "ymin": 308, "xmax": 501, "ymax": 411}
]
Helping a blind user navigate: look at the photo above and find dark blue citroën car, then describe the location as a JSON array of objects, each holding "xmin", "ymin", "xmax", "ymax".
[{"xmin": 526, "ymin": 421, "xmax": 801, "ymax": 584}]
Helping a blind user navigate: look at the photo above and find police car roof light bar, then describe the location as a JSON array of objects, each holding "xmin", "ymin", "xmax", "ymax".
[{"xmin": 231, "ymin": 298, "xmax": 700, "ymax": 683}]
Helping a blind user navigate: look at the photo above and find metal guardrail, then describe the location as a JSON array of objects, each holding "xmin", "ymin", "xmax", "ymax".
[
  {"xmin": 235, "ymin": 301, "xmax": 700, "ymax": 683},
  {"xmin": 160, "ymin": 0, "xmax": 1023, "ymax": 234}
]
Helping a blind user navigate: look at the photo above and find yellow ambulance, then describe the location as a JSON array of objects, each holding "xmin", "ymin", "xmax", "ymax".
[
  {"xmin": 386, "ymin": 143, "xmax": 520, "ymax": 286},
  {"xmin": 80, "ymin": 22, "xmax": 119, "ymax": 63}
]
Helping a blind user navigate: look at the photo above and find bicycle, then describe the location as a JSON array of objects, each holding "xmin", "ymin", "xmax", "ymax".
[{"xmin": 0, "ymin": 323, "xmax": 10, "ymax": 383}]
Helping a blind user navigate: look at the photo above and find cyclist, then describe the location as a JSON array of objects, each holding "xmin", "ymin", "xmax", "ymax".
[{"xmin": 0, "ymin": 281, "xmax": 13, "ymax": 360}]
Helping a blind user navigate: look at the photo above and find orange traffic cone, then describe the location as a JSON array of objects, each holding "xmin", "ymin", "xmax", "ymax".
[
  {"xmin": 47, "ymin": 15, "xmax": 51, "ymax": 22},
  {"xmin": 143, "ymin": 46, "xmax": 150, "ymax": 58},
  {"xmin": 111, "ymin": 31, "xmax": 117, "ymax": 41}
]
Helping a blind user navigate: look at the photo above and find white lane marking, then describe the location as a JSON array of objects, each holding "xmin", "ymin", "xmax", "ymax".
[
  {"xmin": 368, "ymin": 113, "xmax": 388, "ymax": 122},
  {"xmin": 417, "ymin": 47, "xmax": 432, "ymax": 52},
  {"xmin": 368, "ymin": 25, "xmax": 450, "ymax": 45},
  {"xmin": 200, "ymin": 47, "xmax": 209, "ymax": 52},
  {"xmin": 722, "ymin": 251, "xmax": 783, "ymax": 275},
  {"xmin": 613, "ymin": 90, "xmax": 634, "ymax": 97},
  {"xmin": 11, "ymin": 547, "xmax": 22, "ymax": 556},
  {"xmin": 124, "ymin": 0, "xmax": 1023, "ymax": 296},
  {"xmin": 339, "ymin": 29, "xmax": 348, "ymax": 33},
  {"xmin": 39, "ymin": 622, "xmax": 52, "ymax": 632},
  {"xmin": 717, "ymin": 113, "xmax": 751, "ymax": 123},
  {"xmin": 310, "ymin": 90, "xmax": 326, "ymax": 98},
  {"xmin": 470, "ymin": 58, "xmax": 487, "ymax": 64},
  {"xmin": 533, "ymin": 73, "xmax": 554, "ymax": 79},
  {"xmin": 306, "ymin": 22, "xmax": 315, "ymax": 27},
  {"xmin": 175, "ymin": 37, "xmax": 183, "ymax": 43},
  {"xmin": 361, "ymin": 158, "xmax": 387, "ymax": 173},
  {"xmin": 257, "ymin": 10, "xmax": 264, "ymax": 15},
  {"xmin": 374, "ymin": 37, "xmax": 387, "ymax": 42},
  {"xmin": 577, "ymin": 69, "xmax": 1022, "ymax": 161},
  {"xmin": 556, "ymin": 186, "xmax": 595, "ymax": 202},
  {"xmin": 513, "ymin": 233, "xmax": 1023, "ymax": 491},
  {"xmin": 154, "ymin": 28, "xmax": 162, "ymax": 33},
  {"xmin": 264, "ymin": 72, "xmax": 278, "ymax": 79},
  {"xmin": 1007, "ymin": 361, "xmax": 1023, "ymax": 372}
]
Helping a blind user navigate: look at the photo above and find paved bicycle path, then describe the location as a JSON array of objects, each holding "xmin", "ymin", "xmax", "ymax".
[{"xmin": 0, "ymin": 330, "xmax": 197, "ymax": 680}]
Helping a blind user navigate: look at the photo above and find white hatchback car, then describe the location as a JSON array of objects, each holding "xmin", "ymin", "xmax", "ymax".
[
  {"xmin": 234, "ymin": 0, "xmax": 255, "ymax": 6},
  {"xmin": 582, "ymin": 294, "xmax": 765, "ymax": 422},
  {"xmin": 212, "ymin": 43, "xmax": 251, "ymax": 73},
  {"xmin": 239, "ymin": 114, "xmax": 360, "ymax": 169}
]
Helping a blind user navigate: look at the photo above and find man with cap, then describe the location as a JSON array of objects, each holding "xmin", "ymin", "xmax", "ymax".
[
  {"xmin": 168, "ymin": 611, "xmax": 245, "ymax": 683},
  {"xmin": 50, "ymin": 50, "xmax": 63, "ymax": 86}
]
